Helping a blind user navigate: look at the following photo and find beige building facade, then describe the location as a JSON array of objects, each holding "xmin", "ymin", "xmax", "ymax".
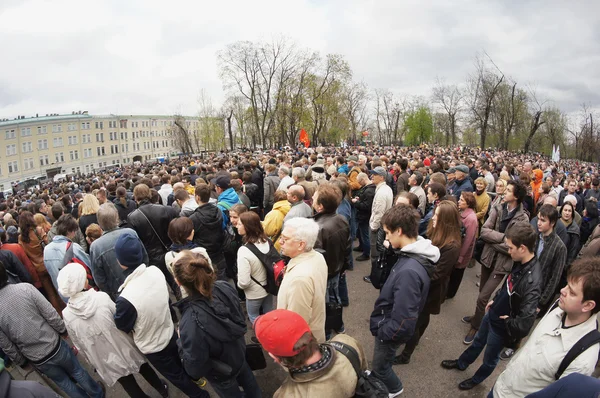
[{"xmin": 0, "ymin": 112, "xmax": 195, "ymax": 192}]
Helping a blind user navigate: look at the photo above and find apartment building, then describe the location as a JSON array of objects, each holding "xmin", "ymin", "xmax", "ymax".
[{"xmin": 0, "ymin": 112, "xmax": 198, "ymax": 192}]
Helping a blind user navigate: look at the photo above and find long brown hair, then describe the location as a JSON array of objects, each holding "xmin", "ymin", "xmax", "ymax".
[
  {"xmin": 239, "ymin": 211, "xmax": 268, "ymax": 244},
  {"xmin": 19, "ymin": 211, "xmax": 36, "ymax": 243},
  {"xmin": 427, "ymin": 200, "xmax": 462, "ymax": 248},
  {"xmin": 172, "ymin": 250, "xmax": 216, "ymax": 298}
]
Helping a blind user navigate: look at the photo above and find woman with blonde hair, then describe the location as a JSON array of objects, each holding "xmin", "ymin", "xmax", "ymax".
[
  {"xmin": 474, "ymin": 177, "xmax": 490, "ymax": 227},
  {"xmin": 172, "ymin": 251, "xmax": 261, "ymax": 398},
  {"xmin": 491, "ymin": 179, "xmax": 507, "ymax": 208},
  {"xmin": 33, "ymin": 213, "xmax": 52, "ymax": 234},
  {"xmin": 394, "ymin": 200, "xmax": 461, "ymax": 364},
  {"xmin": 78, "ymin": 194, "xmax": 100, "ymax": 235}
]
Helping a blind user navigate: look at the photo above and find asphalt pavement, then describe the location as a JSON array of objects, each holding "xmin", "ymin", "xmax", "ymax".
[{"xmin": 13, "ymin": 250, "xmax": 505, "ymax": 398}]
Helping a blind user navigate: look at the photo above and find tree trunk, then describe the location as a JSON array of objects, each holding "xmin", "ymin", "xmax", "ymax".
[
  {"xmin": 226, "ymin": 110, "xmax": 234, "ymax": 150},
  {"xmin": 523, "ymin": 111, "xmax": 544, "ymax": 154}
]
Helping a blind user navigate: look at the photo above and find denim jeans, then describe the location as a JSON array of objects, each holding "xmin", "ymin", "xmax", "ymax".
[
  {"xmin": 246, "ymin": 294, "xmax": 274, "ymax": 324},
  {"xmin": 350, "ymin": 206, "xmax": 358, "ymax": 241},
  {"xmin": 326, "ymin": 274, "xmax": 341, "ymax": 304},
  {"xmin": 209, "ymin": 360, "xmax": 262, "ymax": 398},
  {"xmin": 339, "ymin": 272, "xmax": 349, "ymax": 306},
  {"xmin": 357, "ymin": 220, "xmax": 371, "ymax": 257},
  {"xmin": 36, "ymin": 339, "xmax": 103, "ymax": 398},
  {"xmin": 372, "ymin": 338, "xmax": 403, "ymax": 393},
  {"xmin": 457, "ymin": 314, "xmax": 505, "ymax": 384}
]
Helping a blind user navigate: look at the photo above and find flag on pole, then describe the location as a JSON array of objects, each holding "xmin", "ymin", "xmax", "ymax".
[
  {"xmin": 299, "ymin": 129, "xmax": 310, "ymax": 148},
  {"xmin": 552, "ymin": 145, "xmax": 556, "ymax": 162},
  {"xmin": 556, "ymin": 145, "xmax": 560, "ymax": 163}
]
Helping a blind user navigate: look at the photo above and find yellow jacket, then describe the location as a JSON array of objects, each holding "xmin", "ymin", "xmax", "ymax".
[
  {"xmin": 475, "ymin": 192, "xmax": 490, "ymax": 226},
  {"xmin": 261, "ymin": 200, "xmax": 291, "ymax": 251}
]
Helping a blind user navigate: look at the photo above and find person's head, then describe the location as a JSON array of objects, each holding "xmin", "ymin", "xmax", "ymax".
[
  {"xmin": 51, "ymin": 202, "xmax": 65, "ymax": 221},
  {"xmin": 168, "ymin": 217, "xmax": 195, "ymax": 245},
  {"xmin": 229, "ymin": 204, "xmax": 248, "ymax": 228},
  {"xmin": 115, "ymin": 233, "xmax": 145, "ymax": 270},
  {"xmin": 97, "ymin": 203, "xmax": 120, "ymax": 231},
  {"xmin": 174, "ymin": 189, "xmax": 190, "ymax": 207},
  {"xmin": 33, "ymin": 213, "xmax": 50, "ymax": 229},
  {"xmin": 540, "ymin": 182, "xmax": 551, "ymax": 195},
  {"xmin": 427, "ymin": 200, "xmax": 461, "ymax": 248},
  {"xmin": 458, "ymin": 191, "xmax": 477, "ymax": 211},
  {"xmin": 287, "ymin": 185, "xmax": 306, "ymax": 204},
  {"xmin": 495, "ymin": 179, "xmax": 507, "ymax": 195},
  {"xmin": 254, "ymin": 309, "xmax": 316, "ymax": 369},
  {"xmin": 454, "ymin": 165, "xmax": 469, "ymax": 181},
  {"xmin": 474, "ymin": 177, "xmax": 487, "ymax": 193},
  {"xmin": 381, "ymin": 204, "xmax": 420, "ymax": 249},
  {"xmin": 369, "ymin": 167, "xmax": 387, "ymax": 184},
  {"xmin": 537, "ymin": 204, "xmax": 559, "ymax": 236},
  {"xmin": 133, "ymin": 184, "xmax": 152, "ymax": 203},
  {"xmin": 96, "ymin": 188, "xmax": 107, "ymax": 204},
  {"xmin": 312, "ymin": 184, "xmax": 341, "ymax": 214},
  {"xmin": 426, "ymin": 182, "xmax": 446, "ymax": 204},
  {"xmin": 505, "ymin": 223, "xmax": 537, "ymax": 262},
  {"xmin": 172, "ymin": 250, "xmax": 216, "ymax": 298},
  {"xmin": 584, "ymin": 200, "xmax": 599, "ymax": 219},
  {"xmin": 356, "ymin": 172, "xmax": 369, "ymax": 187},
  {"xmin": 395, "ymin": 191, "xmax": 419, "ymax": 210},
  {"xmin": 273, "ymin": 190, "xmax": 287, "ymax": 203},
  {"xmin": 567, "ymin": 179, "xmax": 577, "ymax": 194},
  {"xmin": 211, "ymin": 174, "xmax": 231, "ymax": 195},
  {"xmin": 564, "ymin": 194, "xmax": 578, "ymax": 209},
  {"xmin": 85, "ymin": 223, "xmax": 103, "ymax": 245},
  {"xmin": 237, "ymin": 211, "xmax": 267, "ymax": 244},
  {"xmin": 429, "ymin": 172, "xmax": 446, "ymax": 186},
  {"xmin": 505, "ymin": 180, "xmax": 527, "ymax": 204},
  {"xmin": 445, "ymin": 167, "xmax": 456, "ymax": 182},
  {"xmin": 292, "ymin": 167, "xmax": 305, "ymax": 182},
  {"xmin": 194, "ymin": 183, "xmax": 211, "ymax": 204},
  {"xmin": 279, "ymin": 218, "xmax": 319, "ymax": 258},
  {"xmin": 56, "ymin": 214, "xmax": 79, "ymax": 239},
  {"xmin": 560, "ymin": 257, "xmax": 600, "ymax": 316},
  {"xmin": 278, "ymin": 166, "xmax": 290, "ymax": 180},
  {"xmin": 80, "ymin": 194, "xmax": 100, "ymax": 216},
  {"xmin": 409, "ymin": 171, "xmax": 423, "ymax": 187},
  {"xmin": 561, "ymin": 201, "xmax": 575, "ymax": 222}
]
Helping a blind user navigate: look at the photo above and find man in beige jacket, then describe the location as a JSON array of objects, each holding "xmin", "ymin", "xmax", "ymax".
[{"xmin": 277, "ymin": 217, "xmax": 328, "ymax": 343}]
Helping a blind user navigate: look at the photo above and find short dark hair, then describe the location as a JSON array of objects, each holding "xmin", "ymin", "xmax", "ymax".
[
  {"xmin": 507, "ymin": 180, "xmax": 527, "ymax": 204},
  {"xmin": 0, "ymin": 261, "xmax": 7, "ymax": 289},
  {"xmin": 427, "ymin": 182, "xmax": 446, "ymax": 201},
  {"xmin": 538, "ymin": 204, "xmax": 559, "ymax": 227},
  {"xmin": 168, "ymin": 217, "xmax": 195, "ymax": 245},
  {"xmin": 398, "ymin": 158, "xmax": 408, "ymax": 171},
  {"xmin": 51, "ymin": 202, "xmax": 65, "ymax": 221},
  {"xmin": 381, "ymin": 204, "xmax": 419, "ymax": 239},
  {"xmin": 174, "ymin": 189, "xmax": 189, "ymax": 203},
  {"xmin": 396, "ymin": 191, "xmax": 420, "ymax": 210},
  {"xmin": 315, "ymin": 184, "xmax": 341, "ymax": 214},
  {"xmin": 412, "ymin": 171, "xmax": 424, "ymax": 186},
  {"xmin": 56, "ymin": 214, "xmax": 79, "ymax": 236},
  {"xmin": 195, "ymin": 184, "xmax": 211, "ymax": 203},
  {"xmin": 568, "ymin": 257, "xmax": 600, "ymax": 314},
  {"xmin": 239, "ymin": 211, "xmax": 268, "ymax": 244},
  {"xmin": 505, "ymin": 222, "xmax": 537, "ymax": 253},
  {"xmin": 585, "ymin": 199, "xmax": 599, "ymax": 219}
]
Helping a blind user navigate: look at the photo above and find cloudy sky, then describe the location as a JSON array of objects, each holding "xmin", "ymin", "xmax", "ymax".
[{"xmin": 1, "ymin": 0, "xmax": 599, "ymax": 120}]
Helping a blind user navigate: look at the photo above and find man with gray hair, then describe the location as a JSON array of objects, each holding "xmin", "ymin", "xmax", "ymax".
[
  {"xmin": 284, "ymin": 184, "xmax": 312, "ymax": 222},
  {"xmin": 277, "ymin": 165, "xmax": 295, "ymax": 192},
  {"xmin": 89, "ymin": 203, "xmax": 149, "ymax": 300},
  {"xmin": 277, "ymin": 217, "xmax": 328, "ymax": 343},
  {"xmin": 293, "ymin": 167, "xmax": 317, "ymax": 205}
]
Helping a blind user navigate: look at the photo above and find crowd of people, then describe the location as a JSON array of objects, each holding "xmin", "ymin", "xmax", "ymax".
[{"xmin": 0, "ymin": 143, "xmax": 600, "ymax": 397}]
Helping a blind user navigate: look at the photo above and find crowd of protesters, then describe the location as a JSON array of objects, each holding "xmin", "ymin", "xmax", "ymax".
[{"xmin": 0, "ymin": 143, "xmax": 599, "ymax": 397}]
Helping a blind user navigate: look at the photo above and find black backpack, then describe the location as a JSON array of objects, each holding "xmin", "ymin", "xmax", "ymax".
[
  {"xmin": 330, "ymin": 341, "xmax": 389, "ymax": 398},
  {"xmin": 370, "ymin": 251, "xmax": 428, "ymax": 290},
  {"xmin": 245, "ymin": 240, "xmax": 286, "ymax": 296},
  {"xmin": 555, "ymin": 328, "xmax": 600, "ymax": 380}
]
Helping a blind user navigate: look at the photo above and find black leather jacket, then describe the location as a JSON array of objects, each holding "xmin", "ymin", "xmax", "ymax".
[
  {"xmin": 493, "ymin": 256, "xmax": 541, "ymax": 343},
  {"xmin": 127, "ymin": 200, "xmax": 179, "ymax": 265},
  {"xmin": 354, "ymin": 184, "xmax": 375, "ymax": 222},
  {"xmin": 313, "ymin": 212, "xmax": 350, "ymax": 277}
]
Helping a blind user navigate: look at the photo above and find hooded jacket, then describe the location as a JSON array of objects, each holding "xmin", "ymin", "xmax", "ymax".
[
  {"xmin": 63, "ymin": 290, "xmax": 146, "ymax": 386},
  {"xmin": 189, "ymin": 203, "xmax": 225, "ymax": 257},
  {"xmin": 531, "ymin": 169, "xmax": 544, "ymax": 204},
  {"xmin": 180, "ymin": 197, "xmax": 199, "ymax": 217},
  {"xmin": 216, "ymin": 187, "xmax": 241, "ymax": 229},
  {"xmin": 175, "ymin": 281, "xmax": 247, "ymax": 381},
  {"xmin": 113, "ymin": 197, "xmax": 137, "ymax": 225},
  {"xmin": 262, "ymin": 200, "xmax": 291, "ymax": 251},
  {"xmin": 370, "ymin": 238, "xmax": 440, "ymax": 343}
]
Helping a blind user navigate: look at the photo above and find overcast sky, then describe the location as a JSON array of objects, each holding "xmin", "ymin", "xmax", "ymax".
[{"xmin": 1, "ymin": 0, "xmax": 599, "ymax": 120}]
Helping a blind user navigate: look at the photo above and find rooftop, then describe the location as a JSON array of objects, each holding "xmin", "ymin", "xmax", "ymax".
[{"xmin": 0, "ymin": 112, "xmax": 192, "ymax": 128}]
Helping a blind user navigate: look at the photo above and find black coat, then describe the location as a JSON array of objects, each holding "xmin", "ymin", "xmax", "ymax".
[
  {"xmin": 313, "ymin": 212, "xmax": 350, "ymax": 277},
  {"xmin": 189, "ymin": 203, "xmax": 225, "ymax": 257},
  {"xmin": 354, "ymin": 184, "xmax": 376, "ymax": 222},
  {"xmin": 174, "ymin": 281, "xmax": 247, "ymax": 381},
  {"xmin": 113, "ymin": 198, "xmax": 137, "ymax": 224},
  {"xmin": 127, "ymin": 200, "xmax": 178, "ymax": 265},
  {"xmin": 0, "ymin": 250, "xmax": 31, "ymax": 284}
]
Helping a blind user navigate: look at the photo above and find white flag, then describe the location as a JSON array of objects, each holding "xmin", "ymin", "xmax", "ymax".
[
  {"xmin": 552, "ymin": 145, "xmax": 556, "ymax": 162},
  {"xmin": 556, "ymin": 146, "xmax": 560, "ymax": 162}
]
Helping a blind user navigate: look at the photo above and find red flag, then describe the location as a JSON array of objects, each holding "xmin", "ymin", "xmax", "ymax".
[{"xmin": 299, "ymin": 129, "xmax": 310, "ymax": 148}]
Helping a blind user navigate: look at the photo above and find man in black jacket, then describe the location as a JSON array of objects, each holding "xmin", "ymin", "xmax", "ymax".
[
  {"xmin": 127, "ymin": 183, "xmax": 179, "ymax": 294},
  {"xmin": 442, "ymin": 223, "xmax": 541, "ymax": 391},
  {"xmin": 558, "ymin": 180, "xmax": 584, "ymax": 214},
  {"xmin": 188, "ymin": 184, "xmax": 227, "ymax": 280},
  {"xmin": 352, "ymin": 173, "xmax": 375, "ymax": 261},
  {"xmin": 369, "ymin": 205, "xmax": 440, "ymax": 397}
]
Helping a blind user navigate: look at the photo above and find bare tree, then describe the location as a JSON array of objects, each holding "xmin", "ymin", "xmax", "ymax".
[
  {"xmin": 432, "ymin": 78, "xmax": 462, "ymax": 146},
  {"xmin": 344, "ymin": 81, "xmax": 369, "ymax": 145},
  {"xmin": 170, "ymin": 114, "xmax": 194, "ymax": 154},
  {"xmin": 522, "ymin": 88, "xmax": 547, "ymax": 154},
  {"xmin": 374, "ymin": 89, "xmax": 403, "ymax": 145}
]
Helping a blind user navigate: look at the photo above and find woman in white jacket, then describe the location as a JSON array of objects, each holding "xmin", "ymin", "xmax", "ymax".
[
  {"xmin": 236, "ymin": 211, "xmax": 275, "ymax": 323},
  {"xmin": 57, "ymin": 263, "xmax": 168, "ymax": 398}
]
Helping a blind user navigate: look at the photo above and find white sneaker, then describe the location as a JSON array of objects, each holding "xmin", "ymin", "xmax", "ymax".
[{"xmin": 389, "ymin": 388, "xmax": 404, "ymax": 397}]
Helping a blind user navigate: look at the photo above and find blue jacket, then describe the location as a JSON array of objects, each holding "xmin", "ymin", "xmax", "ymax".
[
  {"xmin": 44, "ymin": 235, "xmax": 91, "ymax": 303},
  {"xmin": 337, "ymin": 164, "xmax": 349, "ymax": 174},
  {"xmin": 370, "ymin": 238, "xmax": 439, "ymax": 343},
  {"xmin": 217, "ymin": 188, "xmax": 241, "ymax": 230},
  {"xmin": 450, "ymin": 177, "xmax": 473, "ymax": 201}
]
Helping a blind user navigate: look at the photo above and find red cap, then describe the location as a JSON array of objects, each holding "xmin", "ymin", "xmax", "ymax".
[
  {"xmin": 254, "ymin": 310, "xmax": 312, "ymax": 357},
  {"xmin": 423, "ymin": 158, "xmax": 431, "ymax": 167}
]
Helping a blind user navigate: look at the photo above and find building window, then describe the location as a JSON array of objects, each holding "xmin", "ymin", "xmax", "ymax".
[
  {"xmin": 96, "ymin": 133, "xmax": 104, "ymax": 142},
  {"xmin": 24, "ymin": 158, "xmax": 34, "ymax": 170},
  {"xmin": 21, "ymin": 127, "xmax": 32, "ymax": 137},
  {"xmin": 69, "ymin": 150, "xmax": 79, "ymax": 160},
  {"xmin": 5, "ymin": 129, "xmax": 16, "ymax": 139},
  {"xmin": 67, "ymin": 123, "xmax": 77, "ymax": 131},
  {"xmin": 22, "ymin": 142, "xmax": 33, "ymax": 153},
  {"xmin": 53, "ymin": 137, "xmax": 63, "ymax": 147},
  {"xmin": 120, "ymin": 120, "xmax": 127, "ymax": 128},
  {"xmin": 55, "ymin": 152, "xmax": 64, "ymax": 163},
  {"xmin": 81, "ymin": 122, "xmax": 90, "ymax": 130},
  {"xmin": 68, "ymin": 136, "xmax": 78, "ymax": 145},
  {"xmin": 37, "ymin": 125, "xmax": 47, "ymax": 135},
  {"xmin": 96, "ymin": 147, "xmax": 105, "ymax": 156},
  {"xmin": 84, "ymin": 148, "xmax": 92, "ymax": 158},
  {"xmin": 7, "ymin": 161, "xmax": 18, "ymax": 173},
  {"xmin": 52, "ymin": 124, "xmax": 62, "ymax": 133},
  {"xmin": 6, "ymin": 144, "xmax": 17, "ymax": 156},
  {"xmin": 39, "ymin": 155, "xmax": 49, "ymax": 166},
  {"xmin": 38, "ymin": 139, "xmax": 48, "ymax": 150}
]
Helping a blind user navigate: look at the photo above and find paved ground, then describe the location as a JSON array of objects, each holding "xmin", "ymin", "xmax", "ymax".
[{"xmin": 12, "ymin": 251, "xmax": 507, "ymax": 398}]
